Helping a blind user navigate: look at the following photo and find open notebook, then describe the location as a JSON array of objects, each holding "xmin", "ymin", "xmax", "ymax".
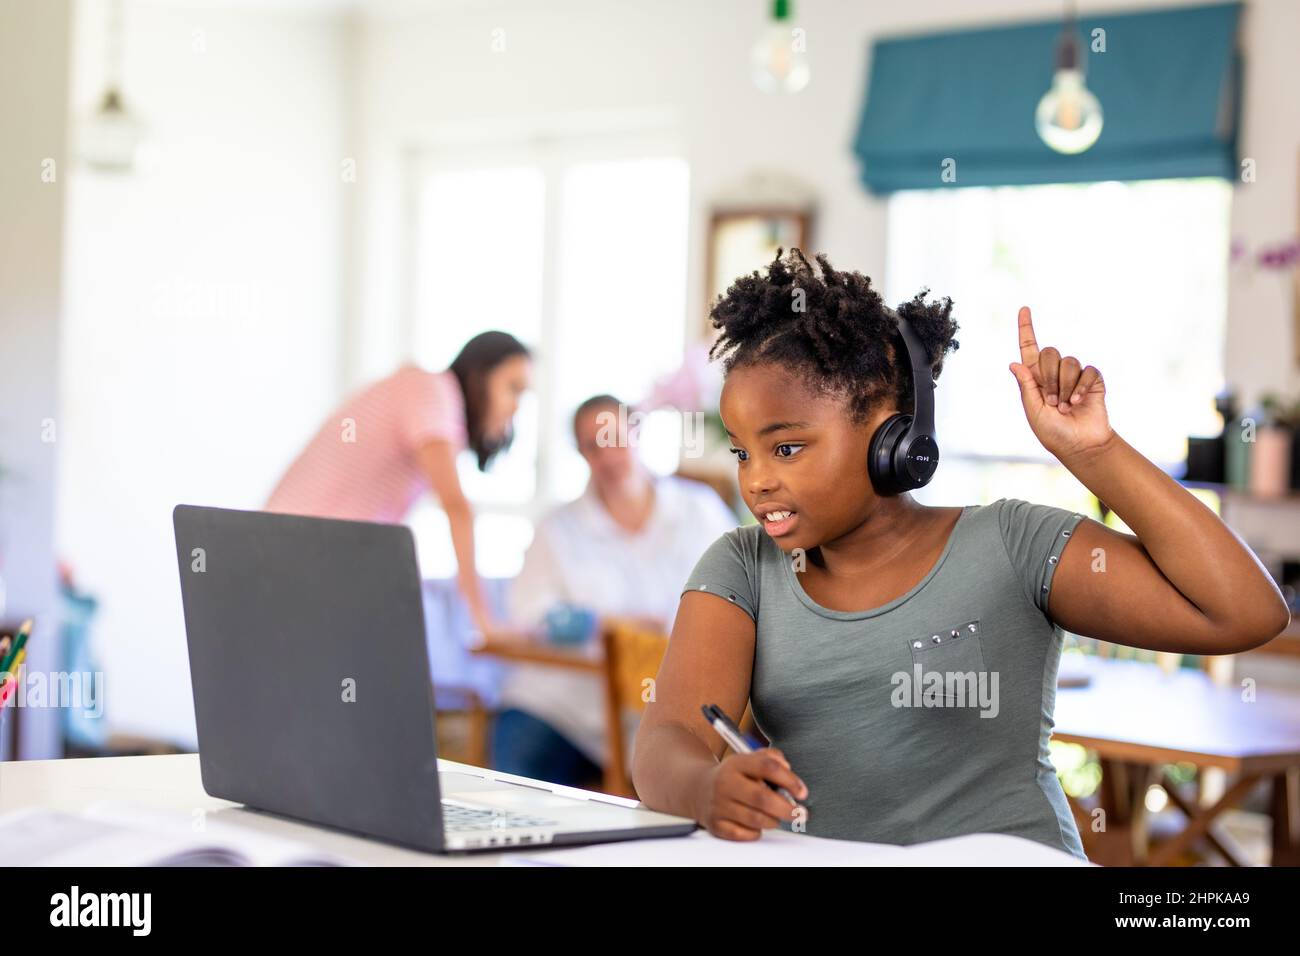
[
  {"xmin": 1, "ymin": 803, "xmax": 352, "ymax": 867},
  {"xmin": 502, "ymin": 827, "xmax": 1095, "ymax": 867}
]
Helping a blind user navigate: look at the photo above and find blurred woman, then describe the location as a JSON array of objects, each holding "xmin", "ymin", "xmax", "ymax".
[{"xmin": 266, "ymin": 331, "xmax": 532, "ymax": 634}]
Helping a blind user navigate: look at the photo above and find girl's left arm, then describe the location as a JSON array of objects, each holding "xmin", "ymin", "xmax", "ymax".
[{"xmin": 1008, "ymin": 307, "xmax": 1291, "ymax": 655}]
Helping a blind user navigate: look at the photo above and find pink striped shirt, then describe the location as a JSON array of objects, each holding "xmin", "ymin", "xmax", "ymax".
[{"xmin": 266, "ymin": 363, "xmax": 468, "ymax": 524}]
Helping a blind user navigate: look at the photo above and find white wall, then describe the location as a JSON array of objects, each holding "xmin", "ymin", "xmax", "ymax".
[
  {"xmin": 58, "ymin": 0, "xmax": 350, "ymax": 746},
  {"xmin": 0, "ymin": 0, "xmax": 73, "ymax": 761},
  {"xmin": 1226, "ymin": 0, "xmax": 1300, "ymax": 404},
  {"xmin": 47, "ymin": 0, "xmax": 1300, "ymax": 750},
  {"xmin": 352, "ymin": 0, "xmax": 1299, "ymax": 405}
]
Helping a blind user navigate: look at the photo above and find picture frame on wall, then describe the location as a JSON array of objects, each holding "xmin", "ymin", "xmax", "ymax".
[{"xmin": 703, "ymin": 208, "xmax": 812, "ymax": 337}]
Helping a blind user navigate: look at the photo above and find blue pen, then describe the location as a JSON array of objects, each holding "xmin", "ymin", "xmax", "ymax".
[{"xmin": 701, "ymin": 704, "xmax": 802, "ymax": 807}]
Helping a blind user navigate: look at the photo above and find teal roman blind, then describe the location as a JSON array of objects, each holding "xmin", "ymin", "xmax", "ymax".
[{"xmin": 853, "ymin": 1, "xmax": 1242, "ymax": 194}]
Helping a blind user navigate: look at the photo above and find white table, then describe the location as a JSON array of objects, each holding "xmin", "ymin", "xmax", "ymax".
[
  {"xmin": 0, "ymin": 753, "xmax": 627, "ymax": 865},
  {"xmin": 0, "ymin": 753, "xmax": 1092, "ymax": 866}
]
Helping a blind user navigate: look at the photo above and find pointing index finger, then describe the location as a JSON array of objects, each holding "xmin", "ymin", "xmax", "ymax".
[{"xmin": 1017, "ymin": 306, "xmax": 1040, "ymax": 370}]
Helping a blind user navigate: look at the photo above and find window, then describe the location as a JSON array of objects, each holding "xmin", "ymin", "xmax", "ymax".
[
  {"xmin": 886, "ymin": 178, "xmax": 1232, "ymax": 523},
  {"xmin": 407, "ymin": 138, "xmax": 690, "ymax": 577},
  {"xmin": 414, "ymin": 165, "xmax": 546, "ymax": 514}
]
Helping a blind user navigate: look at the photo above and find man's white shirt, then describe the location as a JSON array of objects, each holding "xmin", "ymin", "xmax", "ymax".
[{"xmin": 502, "ymin": 473, "xmax": 739, "ymax": 767}]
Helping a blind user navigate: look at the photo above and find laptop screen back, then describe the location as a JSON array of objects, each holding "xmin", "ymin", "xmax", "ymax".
[{"xmin": 173, "ymin": 505, "xmax": 445, "ymax": 852}]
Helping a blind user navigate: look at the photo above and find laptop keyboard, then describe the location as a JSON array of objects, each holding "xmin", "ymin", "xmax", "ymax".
[{"xmin": 441, "ymin": 800, "xmax": 559, "ymax": 832}]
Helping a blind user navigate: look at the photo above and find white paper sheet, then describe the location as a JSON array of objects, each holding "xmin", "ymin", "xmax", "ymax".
[
  {"xmin": 0, "ymin": 803, "xmax": 352, "ymax": 866},
  {"xmin": 500, "ymin": 827, "xmax": 1095, "ymax": 867}
]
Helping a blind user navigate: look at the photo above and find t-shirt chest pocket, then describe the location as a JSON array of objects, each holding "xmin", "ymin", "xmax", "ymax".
[{"xmin": 905, "ymin": 619, "xmax": 987, "ymax": 703}]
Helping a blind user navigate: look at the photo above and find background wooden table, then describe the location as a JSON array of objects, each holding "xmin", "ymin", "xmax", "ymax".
[
  {"xmin": 1053, "ymin": 655, "xmax": 1300, "ymax": 866},
  {"xmin": 470, "ymin": 627, "xmax": 604, "ymax": 672}
]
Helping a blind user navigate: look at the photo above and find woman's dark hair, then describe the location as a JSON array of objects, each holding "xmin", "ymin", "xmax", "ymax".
[
  {"xmin": 707, "ymin": 248, "xmax": 959, "ymax": 423},
  {"xmin": 448, "ymin": 330, "xmax": 531, "ymax": 470}
]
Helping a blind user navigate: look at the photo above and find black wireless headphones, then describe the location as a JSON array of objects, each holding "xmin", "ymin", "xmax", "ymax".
[{"xmin": 867, "ymin": 307, "xmax": 940, "ymax": 496}]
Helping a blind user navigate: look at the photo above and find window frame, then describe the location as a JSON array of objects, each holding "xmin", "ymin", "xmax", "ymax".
[
  {"xmin": 398, "ymin": 125, "xmax": 691, "ymax": 571},
  {"xmin": 884, "ymin": 178, "xmax": 1232, "ymax": 475}
]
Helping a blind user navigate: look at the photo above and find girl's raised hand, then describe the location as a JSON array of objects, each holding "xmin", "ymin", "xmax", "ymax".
[{"xmin": 1008, "ymin": 306, "xmax": 1115, "ymax": 461}]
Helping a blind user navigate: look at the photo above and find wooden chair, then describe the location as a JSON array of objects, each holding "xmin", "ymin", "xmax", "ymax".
[
  {"xmin": 599, "ymin": 617, "xmax": 764, "ymax": 798},
  {"xmin": 600, "ymin": 618, "xmax": 669, "ymax": 798},
  {"xmin": 432, "ymin": 685, "xmax": 491, "ymax": 768}
]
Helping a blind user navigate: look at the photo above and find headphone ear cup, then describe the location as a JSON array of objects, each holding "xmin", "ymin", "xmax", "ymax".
[{"xmin": 868, "ymin": 414, "xmax": 911, "ymax": 496}]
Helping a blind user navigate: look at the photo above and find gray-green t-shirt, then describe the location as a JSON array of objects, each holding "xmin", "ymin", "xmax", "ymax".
[{"xmin": 681, "ymin": 497, "xmax": 1088, "ymax": 860}]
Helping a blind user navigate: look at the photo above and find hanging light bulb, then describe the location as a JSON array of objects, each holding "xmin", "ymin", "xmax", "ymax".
[
  {"xmin": 81, "ymin": 87, "xmax": 147, "ymax": 172},
  {"xmin": 1035, "ymin": 1, "xmax": 1103, "ymax": 154},
  {"xmin": 751, "ymin": 0, "xmax": 810, "ymax": 94},
  {"xmin": 80, "ymin": 0, "xmax": 146, "ymax": 173}
]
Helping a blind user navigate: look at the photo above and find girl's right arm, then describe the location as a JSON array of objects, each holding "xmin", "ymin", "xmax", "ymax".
[{"xmin": 631, "ymin": 590, "xmax": 808, "ymax": 840}]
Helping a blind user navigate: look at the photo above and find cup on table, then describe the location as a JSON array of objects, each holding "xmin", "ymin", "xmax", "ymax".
[{"xmin": 543, "ymin": 603, "xmax": 598, "ymax": 646}]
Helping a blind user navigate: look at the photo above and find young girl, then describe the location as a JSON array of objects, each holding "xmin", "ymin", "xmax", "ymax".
[{"xmin": 631, "ymin": 249, "xmax": 1289, "ymax": 859}]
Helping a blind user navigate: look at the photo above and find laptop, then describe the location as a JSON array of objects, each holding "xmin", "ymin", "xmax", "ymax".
[{"xmin": 172, "ymin": 504, "xmax": 698, "ymax": 854}]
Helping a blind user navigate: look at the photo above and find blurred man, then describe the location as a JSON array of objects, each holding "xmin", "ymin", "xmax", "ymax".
[{"xmin": 494, "ymin": 394, "xmax": 737, "ymax": 787}]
